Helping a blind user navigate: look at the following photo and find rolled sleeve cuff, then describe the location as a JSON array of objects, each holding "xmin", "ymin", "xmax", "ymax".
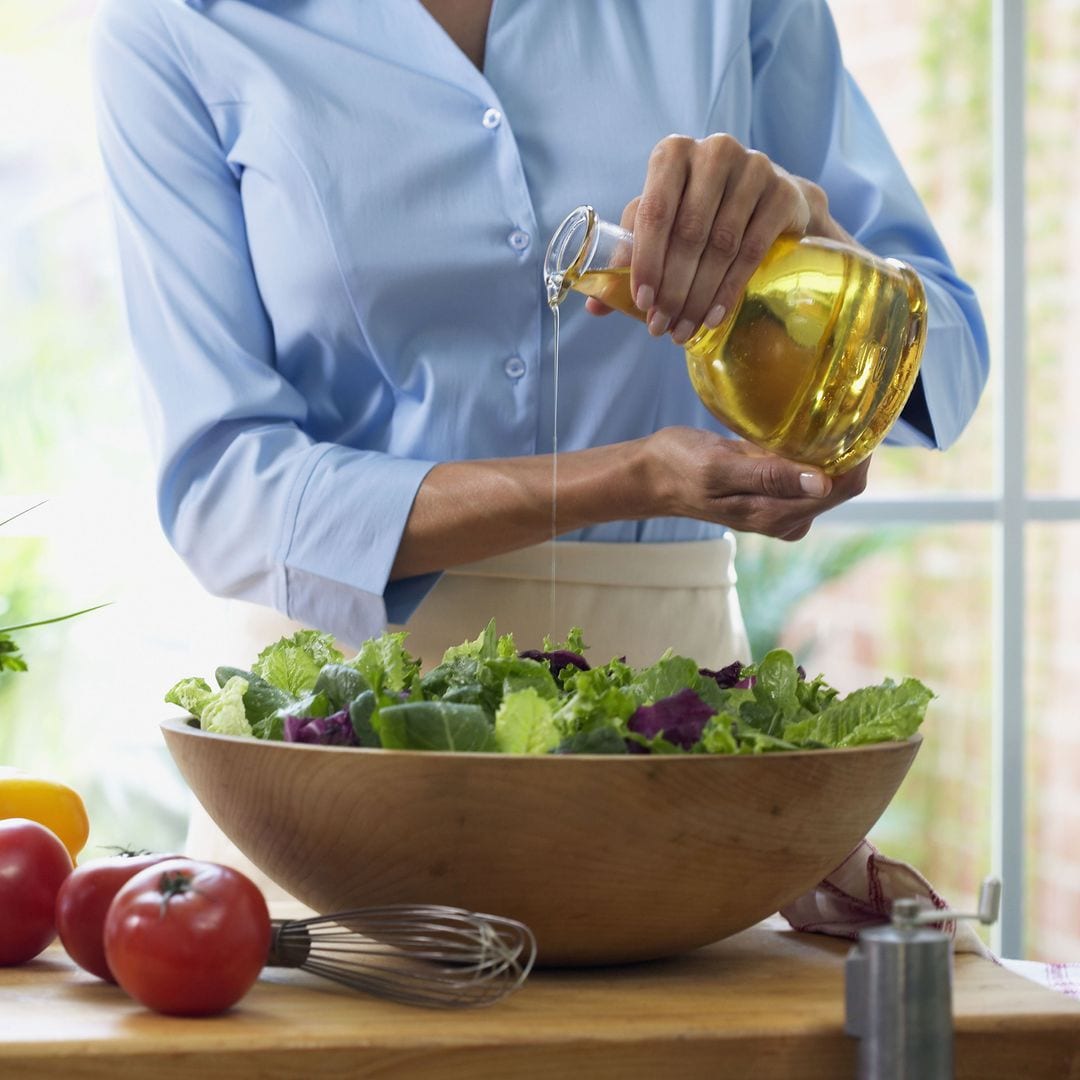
[
  {"xmin": 884, "ymin": 263, "xmax": 988, "ymax": 451},
  {"xmin": 279, "ymin": 444, "xmax": 439, "ymax": 644}
]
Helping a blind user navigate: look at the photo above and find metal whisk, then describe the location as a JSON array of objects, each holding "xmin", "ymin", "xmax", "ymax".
[{"xmin": 265, "ymin": 904, "xmax": 536, "ymax": 1008}]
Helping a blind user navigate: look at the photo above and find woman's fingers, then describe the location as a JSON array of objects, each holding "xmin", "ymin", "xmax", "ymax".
[
  {"xmin": 629, "ymin": 137, "xmax": 690, "ymax": 320},
  {"xmin": 625, "ymin": 134, "xmax": 814, "ymax": 344},
  {"xmin": 646, "ymin": 138, "xmax": 732, "ymax": 340},
  {"xmin": 688, "ymin": 167, "xmax": 811, "ymax": 336},
  {"xmin": 642, "ymin": 427, "xmax": 875, "ymax": 541}
]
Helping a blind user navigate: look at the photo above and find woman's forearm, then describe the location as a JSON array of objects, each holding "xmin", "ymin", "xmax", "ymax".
[
  {"xmin": 390, "ymin": 438, "xmax": 655, "ymax": 579},
  {"xmin": 390, "ymin": 425, "xmax": 870, "ymax": 580}
]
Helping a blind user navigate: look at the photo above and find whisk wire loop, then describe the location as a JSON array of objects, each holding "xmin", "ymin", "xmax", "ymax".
[{"xmin": 266, "ymin": 903, "xmax": 536, "ymax": 1008}]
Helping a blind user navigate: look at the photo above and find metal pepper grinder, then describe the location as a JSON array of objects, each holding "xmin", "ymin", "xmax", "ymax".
[{"xmin": 844, "ymin": 876, "xmax": 1002, "ymax": 1080}]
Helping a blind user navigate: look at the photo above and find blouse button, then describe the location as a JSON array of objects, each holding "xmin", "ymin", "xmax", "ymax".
[
  {"xmin": 482, "ymin": 107, "xmax": 502, "ymax": 129},
  {"xmin": 508, "ymin": 229, "xmax": 531, "ymax": 251},
  {"xmin": 503, "ymin": 356, "xmax": 527, "ymax": 379}
]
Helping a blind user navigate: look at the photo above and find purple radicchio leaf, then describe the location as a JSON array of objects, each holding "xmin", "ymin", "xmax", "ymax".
[
  {"xmin": 518, "ymin": 649, "xmax": 590, "ymax": 673},
  {"xmin": 283, "ymin": 708, "xmax": 358, "ymax": 746},
  {"xmin": 699, "ymin": 660, "xmax": 754, "ymax": 689},
  {"xmin": 627, "ymin": 688, "xmax": 716, "ymax": 751}
]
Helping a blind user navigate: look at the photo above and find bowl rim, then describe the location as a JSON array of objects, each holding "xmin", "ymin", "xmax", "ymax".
[{"xmin": 160, "ymin": 715, "xmax": 922, "ymax": 763}]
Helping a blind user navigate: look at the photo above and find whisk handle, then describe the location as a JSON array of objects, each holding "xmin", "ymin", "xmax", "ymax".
[{"xmin": 266, "ymin": 919, "xmax": 312, "ymax": 969}]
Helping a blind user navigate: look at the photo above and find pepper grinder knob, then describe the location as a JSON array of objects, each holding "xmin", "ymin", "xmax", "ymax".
[{"xmin": 844, "ymin": 876, "xmax": 1001, "ymax": 1080}]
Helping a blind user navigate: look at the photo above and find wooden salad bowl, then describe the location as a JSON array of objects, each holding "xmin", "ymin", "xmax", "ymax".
[{"xmin": 161, "ymin": 718, "xmax": 920, "ymax": 966}]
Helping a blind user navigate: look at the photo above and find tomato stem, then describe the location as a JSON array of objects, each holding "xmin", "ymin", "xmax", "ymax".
[{"xmin": 157, "ymin": 870, "xmax": 194, "ymax": 916}]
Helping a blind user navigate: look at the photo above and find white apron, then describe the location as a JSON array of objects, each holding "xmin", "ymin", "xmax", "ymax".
[{"xmin": 183, "ymin": 537, "xmax": 751, "ymax": 902}]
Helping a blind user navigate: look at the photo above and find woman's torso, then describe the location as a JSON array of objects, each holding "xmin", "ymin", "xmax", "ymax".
[{"xmin": 160, "ymin": 0, "xmax": 762, "ymax": 543}]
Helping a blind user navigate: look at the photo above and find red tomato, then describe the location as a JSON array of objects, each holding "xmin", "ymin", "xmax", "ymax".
[
  {"xmin": 55, "ymin": 852, "xmax": 178, "ymax": 981},
  {"xmin": 0, "ymin": 818, "xmax": 73, "ymax": 966},
  {"xmin": 104, "ymin": 858, "xmax": 271, "ymax": 1016}
]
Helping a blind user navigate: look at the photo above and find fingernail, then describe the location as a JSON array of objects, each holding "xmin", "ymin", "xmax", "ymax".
[
  {"xmin": 636, "ymin": 285, "xmax": 655, "ymax": 311},
  {"xmin": 704, "ymin": 303, "xmax": 727, "ymax": 329},
  {"xmin": 671, "ymin": 318, "xmax": 696, "ymax": 344},
  {"xmin": 799, "ymin": 471, "xmax": 828, "ymax": 497},
  {"xmin": 648, "ymin": 310, "xmax": 671, "ymax": 336}
]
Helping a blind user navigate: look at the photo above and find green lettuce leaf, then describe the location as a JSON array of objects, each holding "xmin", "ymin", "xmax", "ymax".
[
  {"xmin": 553, "ymin": 726, "xmax": 628, "ymax": 754},
  {"xmin": 541, "ymin": 626, "xmax": 588, "ymax": 656},
  {"xmin": 553, "ymin": 667, "xmax": 637, "ymax": 738},
  {"xmin": 348, "ymin": 690, "xmax": 381, "ymax": 747},
  {"xmin": 441, "ymin": 618, "xmax": 504, "ymax": 665},
  {"xmin": 201, "ymin": 675, "xmax": 253, "ymax": 737},
  {"xmin": 628, "ymin": 653, "xmax": 701, "ymax": 705},
  {"xmin": 734, "ymin": 727, "xmax": 801, "ymax": 754},
  {"xmin": 699, "ymin": 717, "xmax": 739, "ymax": 754},
  {"xmin": 349, "ymin": 630, "xmax": 419, "ymax": 697},
  {"xmin": 165, "ymin": 677, "xmax": 215, "ymax": 718},
  {"xmin": 314, "ymin": 663, "xmax": 370, "ymax": 710},
  {"xmin": 215, "ymin": 665, "xmax": 294, "ymax": 723},
  {"xmin": 252, "ymin": 630, "xmax": 343, "ymax": 696},
  {"xmin": 495, "ymin": 688, "xmax": 560, "ymax": 754},
  {"xmin": 738, "ymin": 650, "xmax": 811, "ymax": 736},
  {"xmin": 783, "ymin": 677, "xmax": 933, "ymax": 748},
  {"xmin": 486, "ymin": 656, "xmax": 560, "ymax": 700}
]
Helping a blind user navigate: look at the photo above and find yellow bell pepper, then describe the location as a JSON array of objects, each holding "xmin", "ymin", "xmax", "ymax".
[{"xmin": 0, "ymin": 767, "xmax": 89, "ymax": 859}]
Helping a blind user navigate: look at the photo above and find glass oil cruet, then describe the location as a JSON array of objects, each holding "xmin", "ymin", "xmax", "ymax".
[{"xmin": 544, "ymin": 206, "xmax": 927, "ymax": 474}]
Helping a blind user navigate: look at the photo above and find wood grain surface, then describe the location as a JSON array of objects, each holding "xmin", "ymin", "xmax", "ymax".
[{"xmin": 1, "ymin": 919, "xmax": 1076, "ymax": 1080}]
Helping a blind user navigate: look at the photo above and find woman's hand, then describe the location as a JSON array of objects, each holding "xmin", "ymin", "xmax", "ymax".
[
  {"xmin": 586, "ymin": 133, "xmax": 845, "ymax": 345},
  {"xmin": 643, "ymin": 426, "xmax": 869, "ymax": 541}
]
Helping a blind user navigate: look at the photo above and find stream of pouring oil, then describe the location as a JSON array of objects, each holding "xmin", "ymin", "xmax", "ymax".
[{"xmin": 546, "ymin": 273, "xmax": 563, "ymax": 640}]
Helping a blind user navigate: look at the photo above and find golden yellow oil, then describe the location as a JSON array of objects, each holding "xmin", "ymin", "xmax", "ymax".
[{"xmin": 564, "ymin": 235, "xmax": 926, "ymax": 474}]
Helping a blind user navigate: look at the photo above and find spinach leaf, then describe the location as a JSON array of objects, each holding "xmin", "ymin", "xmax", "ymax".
[
  {"xmin": 375, "ymin": 701, "xmax": 497, "ymax": 752},
  {"xmin": 348, "ymin": 690, "xmax": 381, "ymax": 747},
  {"xmin": 314, "ymin": 663, "xmax": 370, "ymax": 711}
]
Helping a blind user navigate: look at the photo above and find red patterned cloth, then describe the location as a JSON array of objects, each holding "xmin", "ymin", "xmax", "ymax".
[
  {"xmin": 780, "ymin": 840, "xmax": 1080, "ymax": 1000},
  {"xmin": 1000, "ymin": 959, "xmax": 1080, "ymax": 1001},
  {"xmin": 779, "ymin": 839, "xmax": 992, "ymax": 957}
]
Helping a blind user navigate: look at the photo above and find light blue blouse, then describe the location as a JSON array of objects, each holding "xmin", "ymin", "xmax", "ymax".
[{"xmin": 92, "ymin": 0, "xmax": 988, "ymax": 644}]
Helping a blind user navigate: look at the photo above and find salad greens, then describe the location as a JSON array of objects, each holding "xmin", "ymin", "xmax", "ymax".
[{"xmin": 165, "ymin": 620, "xmax": 932, "ymax": 755}]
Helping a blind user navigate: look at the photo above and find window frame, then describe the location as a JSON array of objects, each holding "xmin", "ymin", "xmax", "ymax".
[{"xmin": 826, "ymin": 0, "xmax": 1053, "ymax": 957}]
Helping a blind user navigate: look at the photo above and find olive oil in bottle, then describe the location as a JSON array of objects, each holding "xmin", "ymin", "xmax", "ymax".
[{"xmin": 544, "ymin": 206, "xmax": 926, "ymax": 475}]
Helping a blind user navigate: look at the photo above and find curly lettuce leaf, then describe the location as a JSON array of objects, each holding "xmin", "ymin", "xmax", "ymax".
[
  {"xmin": 699, "ymin": 718, "xmax": 738, "ymax": 755},
  {"xmin": 553, "ymin": 667, "xmax": 637, "ymax": 738},
  {"xmin": 783, "ymin": 677, "xmax": 933, "ymax": 748},
  {"xmin": 541, "ymin": 626, "xmax": 588, "ymax": 656},
  {"xmin": 441, "ymin": 618, "xmax": 509, "ymax": 665},
  {"xmin": 165, "ymin": 677, "xmax": 215, "ymax": 718},
  {"xmin": 200, "ymin": 675, "xmax": 253, "ymax": 737},
  {"xmin": 349, "ymin": 630, "xmax": 420, "ymax": 697},
  {"xmin": 252, "ymin": 630, "xmax": 343, "ymax": 696}
]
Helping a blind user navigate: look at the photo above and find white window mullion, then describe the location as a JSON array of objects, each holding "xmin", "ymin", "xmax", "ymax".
[{"xmin": 992, "ymin": 0, "xmax": 1027, "ymax": 959}]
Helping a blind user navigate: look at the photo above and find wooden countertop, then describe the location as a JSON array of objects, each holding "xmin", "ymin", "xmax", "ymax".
[{"xmin": 1, "ymin": 917, "xmax": 1077, "ymax": 1079}]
